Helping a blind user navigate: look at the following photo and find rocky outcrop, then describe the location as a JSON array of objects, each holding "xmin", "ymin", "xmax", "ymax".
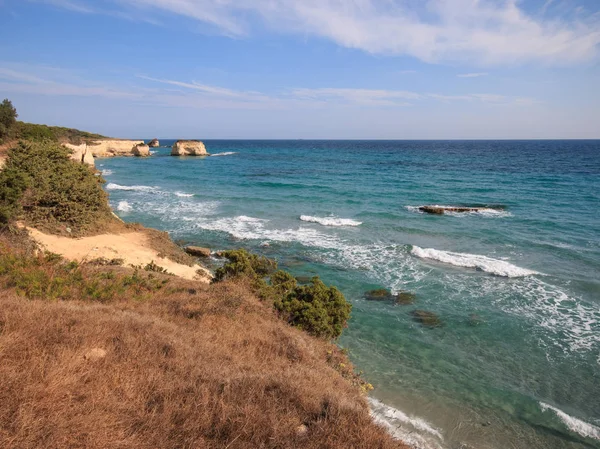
[
  {"xmin": 419, "ymin": 205, "xmax": 506, "ymax": 215},
  {"xmin": 64, "ymin": 143, "xmax": 95, "ymax": 167},
  {"xmin": 0, "ymin": 156, "xmax": 6, "ymax": 170},
  {"xmin": 86, "ymin": 139, "xmax": 144, "ymax": 158},
  {"xmin": 133, "ymin": 144, "xmax": 150, "ymax": 157},
  {"xmin": 171, "ymin": 140, "xmax": 209, "ymax": 156},
  {"xmin": 184, "ymin": 246, "xmax": 211, "ymax": 258},
  {"xmin": 411, "ymin": 310, "xmax": 442, "ymax": 328},
  {"xmin": 148, "ymin": 138, "xmax": 160, "ymax": 148}
]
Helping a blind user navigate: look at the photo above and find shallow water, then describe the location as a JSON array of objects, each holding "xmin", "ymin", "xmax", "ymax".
[{"xmin": 101, "ymin": 140, "xmax": 600, "ymax": 449}]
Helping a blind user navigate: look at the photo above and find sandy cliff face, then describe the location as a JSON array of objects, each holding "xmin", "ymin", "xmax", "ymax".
[
  {"xmin": 64, "ymin": 143, "xmax": 95, "ymax": 167},
  {"xmin": 171, "ymin": 140, "xmax": 209, "ymax": 156},
  {"xmin": 133, "ymin": 144, "xmax": 150, "ymax": 157},
  {"xmin": 86, "ymin": 139, "xmax": 145, "ymax": 157}
]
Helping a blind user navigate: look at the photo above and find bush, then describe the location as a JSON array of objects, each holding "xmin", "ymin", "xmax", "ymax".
[
  {"xmin": 274, "ymin": 277, "xmax": 351, "ymax": 340},
  {"xmin": 15, "ymin": 121, "xmax": 105, "ymax": 144},
  {"xmin": 215, "ymin": 249, "xmax": 351, "ymax": 339},
  {"xmin": 0, "ymin": 140, "xmax": 115, "ymax": 234}
]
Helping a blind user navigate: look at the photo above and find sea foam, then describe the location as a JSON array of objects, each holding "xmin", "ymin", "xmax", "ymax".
[
  {"xmin": 369, "ymin": 398, "xmax": 444, "ymax": 449},
  {"xmin": 411, "ymin": 246, "xmax": 538, "ymax": 277},
  {"xmin": 106, "ymin": 183, "xmax": 159, "ymax": 193},
  {"xmin": 540, "ymin": 402, "xmax": 600, "ymax": 440},
  {"xmin": 101, "ymin": 169, "xmax": 113, "ymax": 176},
  {"xmin": 300, "ymin": 215, "xmax": 362, "ymax": 227},
  {"xmin": 211, "ymin": 151, "xmax": 238, "ymax": 157},
  {"xmin": 117, "ymin": 201, "xmax": 132, "ymax": 212}
]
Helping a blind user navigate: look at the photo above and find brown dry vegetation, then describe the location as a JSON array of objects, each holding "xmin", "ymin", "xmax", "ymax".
[{"xmin": 0, "ymin": 234, "xmax": 406, "ymax": 449}]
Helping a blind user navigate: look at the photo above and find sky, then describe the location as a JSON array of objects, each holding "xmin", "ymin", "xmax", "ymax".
[{"xmin": 0, "ymin": 0, "xmax": 599, "ymax": 139}]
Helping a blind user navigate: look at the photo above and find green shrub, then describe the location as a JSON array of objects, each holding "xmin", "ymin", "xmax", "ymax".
[
  {"xmin": 215, "ymin": 249, "xmax": 351, "ymax": 339},
  {"xmin": 0, "ymin": 140, "xmax": 114, "ymax": 233},
  {"xmin": 15, "ymin": 121, "xmax": 105, "ymax": 144},
  {"xmin": 214, "ymin": 249, "xmax": 277, "ymax": 282},
  {"xmin": 274, "ymin": 277, "xmax": 351, "ymax": 340}
]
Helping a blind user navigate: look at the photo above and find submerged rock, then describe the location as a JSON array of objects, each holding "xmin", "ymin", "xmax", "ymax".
[
  {"xmin": 185, "ymin": 246, "xmax": 211, "ymax": 258},
  {"xmin": 419, "ymin": 206, "xmax": 445, "ymax": 215},
  {"xmin": 468, "ymin": 313, "xmax": 484, "ymax": 326},
  {"xmin": 395, "ymin": 291, "xmax": 416, "ymax": 305},
  {"xmin": 411, "ymin": 310, "xmax": 442, "ymax": 327},
  {"xmin": 364, "ymin": 289, "xmax": 393, "ymax": 301},
  {"xmin": 147, "ymin": 138, "xmax": 160, "ymax": 148},
  {"xmin": 171, "ymin": 140, "xmax": 209, "ymax": 156}
]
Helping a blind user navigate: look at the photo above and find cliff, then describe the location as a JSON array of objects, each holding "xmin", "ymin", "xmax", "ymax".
[
  {"xmin": 86, "ymin": 139, "xmax": 145, "ymax": 157},
  {"xmin": 64, "ymin": 142, "xmax": 95, "ymax": 166},
  {"xmin": 172, "ymin": 140, "xmax": 209, "ymax": 156}
]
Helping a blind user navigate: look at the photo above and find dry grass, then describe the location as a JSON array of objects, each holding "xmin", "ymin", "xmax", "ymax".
[{"xmin": 0, "ymin": 236, "xmax": 406, "ymax": 449}]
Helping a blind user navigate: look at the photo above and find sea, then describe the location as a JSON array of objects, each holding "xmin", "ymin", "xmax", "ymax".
[{"xmin": 99, "ymin": 140, "xmax": 600, "ymax": 449}]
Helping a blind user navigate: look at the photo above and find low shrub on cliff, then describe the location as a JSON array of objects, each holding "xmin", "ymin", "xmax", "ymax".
[
  {"xmin": 16, "ymin": 121, "xmax": 105, "ymax": 144},
  {"xmin": 0, "ymin": 140, "xmax": 115, "ymax": 234},
  {"xmin": 215, "ymin": 249, "xmax": 351, "ymax": 339}
]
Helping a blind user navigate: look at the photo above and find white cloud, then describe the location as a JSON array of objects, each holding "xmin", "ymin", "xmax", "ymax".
[
  {"xmin": 457, "ymin": 72, "xmax": 488, "ymax": 78},
  {"xmin": 32, "ymin": 0, "xmax": 600, "ymax": 66}
]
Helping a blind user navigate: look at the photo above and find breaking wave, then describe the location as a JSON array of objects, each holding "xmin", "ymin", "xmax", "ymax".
[
  {"xmin": 106, "ymin": 183, "xmax": 159, "ymax": 193},
  {"xmin": 300, "ymin": 215, "xmax": 362, "ymax": 227},
  {"xmin": 101, "ymin": 169, "xmax": 113, "ymax": 176},
  {"xmin": 211, "ymin": 152, "xmax": 238, "ymax": 157},
  {"xmin": 411, "ymin": 246, "xmax": 539, "ymax": 277},
  {"xmin": 369, "ymin": 398, "xmax": 444, "ymax": 449},
  {"xmin": 116, "ymin": 201, "xmax": 132, "ymax": 212},
  {"xmin": 540, "ymin": 402, "xmax": 600, "ymax": 440},
  {"xmin": 175, "ymin": 192, "xmax": 194, "ymax": 197}
]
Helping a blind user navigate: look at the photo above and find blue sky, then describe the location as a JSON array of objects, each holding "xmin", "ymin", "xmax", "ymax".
[{"xmin": 0, "ymin": 0, "xmax": 599, "ymax": 139}]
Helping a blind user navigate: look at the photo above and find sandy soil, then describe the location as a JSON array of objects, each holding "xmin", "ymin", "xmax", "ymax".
[{"xmin": 26, "ymin": 227, "xmax": 212, "ymax": 283}]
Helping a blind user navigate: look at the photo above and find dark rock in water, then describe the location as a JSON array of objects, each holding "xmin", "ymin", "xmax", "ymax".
[
  {"xmin": 364, "ymin": 289, "xmax": 393, "ymax": 301},
  {"xmin": 419, "ymin": 206, "xmax": 445, "ymax": 215},
  {"xmin": 395, "ymin": 291, "xmax": 416, "ymax": 305},
  {"xmin": 411, "ymin": 310, "xmax": 442, "ymax": 327},
  {"xmin": 185, "ymin": 246, "xmax": 211, "ymax": 258},
  {"xmin": 147, "ymin": 138, "xmax": 160, "ymax": 148},
  {"xmin": 468, "ymin": 313, "xmax": 484, "ymax": 326}
]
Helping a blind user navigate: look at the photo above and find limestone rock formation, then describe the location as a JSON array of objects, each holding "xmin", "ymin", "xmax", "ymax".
[
  {"xmin": 86, "ymin": 139, "xmax": 144, "ymax": 158},
  {"xmin": 171, "ymin": 140, "xmax": 209, "ymax": 156},
  {"xmin": 148, "ymin": 138, "xmax": 160, "ymax": 147},
  {"xmin": 64, "ymin": 143, "xmax": 95, "ymax": 167},
  {"xmin": 185, "ymin": 246, "xmax": 211, "ymax": 258},
  {"xmin": 133, "ymin": 144, "xmax": 150, "ymax": 157}
]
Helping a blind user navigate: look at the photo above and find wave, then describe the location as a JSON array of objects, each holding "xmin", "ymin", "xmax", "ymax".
[
  {"xmin": 405, "ymin": 205, "xmax": 512, "ymax": 218},
  {"xmin": 411, "ymin": 246, "xmax": 538, "ymax": 277},
  {"xmin": 106, "ymin": 183, "xmax": 159, "ymax": 193},
  {"xmin": 300, "ymin": 215, "xmax": 362, "ymax": 227},
  {"xmin": 369, "ymin": 398, "xmax": 444, "ymax": 449},
  {"xmin": 175, "ymin": 192, "xmax": 194, "ymax": 197},
  {"xmin": 116, "ymin": 201, "xmax": 132, "ymax": 212},
  {"xmin": 540, "ymin": 402, "xmax": 600, "ymax": 440},
  {"xmin": 211, "ymin": 151, "xmax": 237, "ymax": 157},
  {"xmin": 101, "ymin": 169, "xmax": 113, "ymax": 176}
]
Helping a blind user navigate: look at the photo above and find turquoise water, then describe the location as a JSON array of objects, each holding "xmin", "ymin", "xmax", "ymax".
[{"xmin": 100, "ymin": 140, "xmax": 600, "ymax": 449}]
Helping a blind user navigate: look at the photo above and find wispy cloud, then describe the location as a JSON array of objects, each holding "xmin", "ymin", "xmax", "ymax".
[
  {"xmin": 0, "ymin": 63, "xmax": 537, "ymax": 109},
  {"xmin": 457, "ymin": 72, "xmax": 488, "ymax": 78},
  {"xmin": 31, "ymin": 0, "xmax": 600, "ymax": 66}
]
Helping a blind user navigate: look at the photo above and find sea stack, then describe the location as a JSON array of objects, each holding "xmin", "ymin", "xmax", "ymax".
[
  {"xmin": 171, "ymin": 140, "xmax": 209, "ymax": 156},
  {"xmin": 148, "ymin": 138, "xmax": 160, "ymax": 148},
  {"xmin": 133, "ymin": 143, "xmax": 150, "ymax": 157}
]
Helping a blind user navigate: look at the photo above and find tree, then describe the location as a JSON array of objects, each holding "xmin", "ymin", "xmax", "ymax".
[{"xmin": 0, "ymin": 99, "xmax": 18, "ymax": 140}]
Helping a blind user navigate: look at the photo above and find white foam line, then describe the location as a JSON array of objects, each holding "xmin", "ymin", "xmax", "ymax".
[
  {"xmin": 540, "ymin": 402, "xmax": 600, "ymax": 440},
  {"xmin": 116, "ymin": 201, "xmax": 132, "ymax": 212},
  {"xmin": 106, "ymin": 183, "xmax": 159, "ymax": 193},
  {"xmin": 300, "ymin": 215, "xmax": 362, "ymax": 227},
  {"xmin": 411, "ymin": 246, "xmax": 539, "ymax": 277},
  {"xmin": 211, "ymin": 151, "xmax": 237, "ymax": 157},
  {"xmin": 369, "ymin": 398, "xmax": 444, "ymax": 449}
]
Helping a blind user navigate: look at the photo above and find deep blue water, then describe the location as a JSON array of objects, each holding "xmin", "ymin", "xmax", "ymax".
[{"xmin": 100, "ymin": 140, "xmax": 600, "ymax": 449}]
